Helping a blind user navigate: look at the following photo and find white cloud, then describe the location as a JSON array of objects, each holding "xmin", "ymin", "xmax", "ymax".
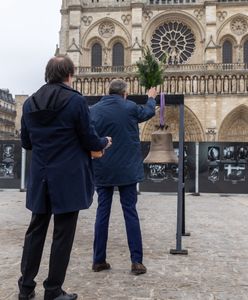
[{"xmin": 0, "ymin": 0, "xmax": 61, "ymax": 96}]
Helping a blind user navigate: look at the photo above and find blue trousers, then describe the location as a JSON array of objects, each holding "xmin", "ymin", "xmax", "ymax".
[{"xmin": 93, "ymin": 183, "xmax": 143, "ymax": 264}]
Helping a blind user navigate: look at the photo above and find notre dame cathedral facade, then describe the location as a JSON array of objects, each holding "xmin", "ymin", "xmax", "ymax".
[{"xmin": 58, "ymin": 0, "xmax": 248, "ymax": 142}]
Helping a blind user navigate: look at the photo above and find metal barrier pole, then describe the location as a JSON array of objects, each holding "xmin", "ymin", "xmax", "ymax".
[
  {"xmin": 195, "ymin": 142, "xmax": 200, "ymax": 195},
  {"xmin": 170, "ymin": 103, "xmax": 188, "ymax": 255},
  {"xmin": 20, "ymin": 148, "xmax": 26, "ymax": 192}
]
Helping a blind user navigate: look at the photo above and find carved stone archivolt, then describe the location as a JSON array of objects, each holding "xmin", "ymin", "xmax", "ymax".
[
  {"xmin": 99, "ymin": 21, "xmax": 115, "ymax": 38},
  {"xmin": 230, "ymin": 17, "xmax": 248, "ymax": 36},
  {"xmin": 140, "ymin": 106, "xmax": 204, "ymax": 142},
  {"xmin": 219, "ymin": 105, "xmax": 248, "ymax": 141}
]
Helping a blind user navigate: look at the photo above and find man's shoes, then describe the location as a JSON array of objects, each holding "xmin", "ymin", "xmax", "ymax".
[
  {"xmin": 18, "ymin": 290, "xmax": 35, "ymax": 300},
  {"xmin": 131, "ymin": 263, "xmax": 147, "ymax": 275},
  {"xmin": 44, "ymin": 290, "xmax": 77, "ymax": 300},
  {"xmin": 92, "ymin": 261, "xmax": 111, "ymax": 272}
]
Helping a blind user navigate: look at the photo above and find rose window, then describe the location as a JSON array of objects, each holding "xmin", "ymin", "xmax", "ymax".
[{"xmin": 151, "ymin": 21, "xmax": 196, "ymax": 64}]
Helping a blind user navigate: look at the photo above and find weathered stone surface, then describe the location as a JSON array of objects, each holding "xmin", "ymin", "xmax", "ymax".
[{"xmin": 0, "ymin": 191, "xmax": 248, "ymax": 299}]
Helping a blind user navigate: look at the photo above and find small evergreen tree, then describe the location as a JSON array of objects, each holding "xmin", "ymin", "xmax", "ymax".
[{"xmin": 136, "ymin": 47, "xmax": 164, "ymax": 90}]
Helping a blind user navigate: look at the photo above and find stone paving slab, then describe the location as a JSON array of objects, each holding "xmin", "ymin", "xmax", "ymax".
[{"xmin": 0, "ymin": 191, "xmax": 248, "ymax": 300}]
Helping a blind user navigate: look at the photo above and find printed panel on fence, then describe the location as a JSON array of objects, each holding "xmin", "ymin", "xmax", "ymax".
[
  {"xmin": 0, "ymin": 140, "xmax": 21, "ymax": 189},
  {"xmin": 140, "ymin": 142, "xmax": 196, "ymax": 193},
  {"xmin": 199, "ymin": 142, "xmax": 248, "ymax": 193}
]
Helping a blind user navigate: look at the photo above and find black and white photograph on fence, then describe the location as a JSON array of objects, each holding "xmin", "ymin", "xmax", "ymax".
[
  {"xmin": 207, "ymin": 146, "xmax": 220, "ymax": 161},
  {"xmin": 208, "ymin": 166, "xmax": 220, "ymax": 183},
  {"xmin": 0, "ymin": 144, "xmax": 14, "ymax": 178},
  {"xmin": 224, "ymin": 164, "xmax": 245, "ymax": 183},
  {"xmin": 223, "ymin": 146, "xmax": 235, "ymax": 160},
  {"xmin": 237, "ymin": 146, "xmax": 248, "ymax": 161}
]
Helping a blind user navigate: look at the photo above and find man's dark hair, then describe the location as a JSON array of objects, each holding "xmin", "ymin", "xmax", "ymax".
[
  {"xmin": 45, "ymin": 55, "xmax": 74, "ymax": 84},
  {"xmin": 109, "ymin": 79, "xmax": 127, "ymax": 96}
]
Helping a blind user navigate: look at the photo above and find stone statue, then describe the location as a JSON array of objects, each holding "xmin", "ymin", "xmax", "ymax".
[
  {"xmin": 200, "ymin": 76, "xmax": 205, "ymax": 94},
  {"xmin": 84, "ymin": 79, "xmax": 89, "ymax": 95},
  {"xmin": 224, "ymin": 76, "xmax": 229, "ymax": 93},
  {"xmin": 170, "ymin": 77, "xmax": 176, "ymax": 93},
  {"xmin": 208, "ymin": 76, "xmax": 214, "ymax": 94},
  {"xmin": 231, "ymin": 76, "xmax": 237, "ymax": 93},
  {"xmin": 193, "ymin": 76, "xmax": 198, "ymax": 94},
  {"xmin": 216, "ymin": 76, "xmax": 222, "ymax": 93},
  {"xmin": 133, "ymin": 78, "xmax": 139, "ymax": 94},
  {"xmin": 163, "ymin": 77, "xmax": 168, "ymax": 93},
  {"xmin": 178, "ymin": 77, "xmax": 183, "ymax": 94},
  {"xmin": 239, "ymin": 75, "xmax": 245, "ymax": 93},
  {"xmin": 185, "ymin": 77, "xmax": 191, "ymax": 94}
]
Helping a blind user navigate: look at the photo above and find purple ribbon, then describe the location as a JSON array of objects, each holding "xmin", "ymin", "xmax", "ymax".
[{"xmin": 160, "ymin": 93, "xmax": 165, "ymax": 127}]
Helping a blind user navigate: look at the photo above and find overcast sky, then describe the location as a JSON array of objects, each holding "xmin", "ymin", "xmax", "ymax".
[{"xmin": 0, "ymin": 1, "xmax": 61, "ymax": 97}]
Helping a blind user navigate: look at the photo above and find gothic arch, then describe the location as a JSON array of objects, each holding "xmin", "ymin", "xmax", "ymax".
[
  {"xmin": 143, "ymin": 11, "xmax": 205, "ymax": 43},
  {"xmin": 143, "ymin": 11, "xmax": 204, "ymax": 64},
  {"xmin": 81, "ymin": 17, "xmax": 132, "ymax": 49},
  {"xmin": 140, "ymin": 105, "xmax": 204, "ymax": 142},
  {"xmin": 108, "ymin": 36, "xmax": 129, "ymax": 49},
  {"xmin": 217, "ymin": 14, "xmax": 248, "ymax": 42},
  {"xmin": 218, "ymin": 105, "xmax": 248, "ymax": 141}
]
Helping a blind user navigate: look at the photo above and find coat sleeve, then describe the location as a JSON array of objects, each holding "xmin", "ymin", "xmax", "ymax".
[
  {"xmin": 134, "ymin": 97, "xmax": 156, "ymax": 123},
  {"xmin": 75, "ymin": 95, "xmax": 108, "ymax": 151},
  {"xmin": 21, "ymin": 104, "xmax": 32, "ymax": 150}
]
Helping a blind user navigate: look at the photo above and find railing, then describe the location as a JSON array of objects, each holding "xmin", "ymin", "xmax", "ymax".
[
  {"xmin": 76, "ymin": 63, "xmax": 248, "ymax": 75},
  {"xmin": 149, "ymin": 0, "xmax": 197, "ymax": 4},
  {"xmin": 73, "ymin": 62, "xmax": 248, "ymax": 96},
  {"xmin": 0, "ymin": 118, "xmax": 15, "ymax": 126},
  {"xmin": 82, "ymin": 0, "xmax": 131, "ymax": 7},
  {"xmin": 218, "ymin": 0, "xmax": 248, "ymax": 2},
  {"xmin": 0, "ymin": 106, "xmax": 17, "ymax": 116}
]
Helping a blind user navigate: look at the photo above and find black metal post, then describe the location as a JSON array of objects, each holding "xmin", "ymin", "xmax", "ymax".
[
  {"xmin": 182, "ymin": 148, "xmax": 190, "ymax": 236},
  {"xmin": 170, "ymin": 103, "xmax": 188, "ymax": 254}
]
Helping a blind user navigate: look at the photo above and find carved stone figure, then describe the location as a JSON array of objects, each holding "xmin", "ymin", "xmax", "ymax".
[
  {"xmin": 200, "ymin": 76, "xmax": 205, "ymax": 94},
  {"xmin": 170, "ymin": 77, "xmax": 176, "ymax": 93},
  {"xmin": 98, "ymin": 79, "xmax": 103, "ymax": 95},
  {"xmin": 163, "ymin": 77, "xmax": 168, "ymax": 93},
  {"xmin": 208, "ymin": 76, "xmax": 214, "ymax": 94},
  {"xmin": 84, "ymin": 79, "xmax": 89, "ymax": 95},
  {"xmin": 239, "ymin": 75, "xmax": 245, "ymax": 93},
  {"xmin": 231, "ymin": 76, "xmax": 237, "ymax": 93},
  {"xmin": 178, "ymin": 77, "xmax": 183, "ymax": 94},
  {"xmin": 224, "ymin": 76, "xmax": 229, "ymax": 93},
  {"xmin": 185, "ymin": 77, "xmax": 191, "ymax": 94},
  {"xmin": 133, "ymin": 78, "xmax": 139, "ymax": 94},
  {"xmin": 216, "ymin": 76, "xmax": 222, "ymax": 93},
  {"xmin": 193, "ymin": 76, "xmax": 198, "ymax": 94}
]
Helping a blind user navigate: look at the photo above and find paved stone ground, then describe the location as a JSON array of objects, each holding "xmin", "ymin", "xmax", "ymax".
[{"xmin": 0, "ymin": 191, "xmax": 248, "ymax": 300}]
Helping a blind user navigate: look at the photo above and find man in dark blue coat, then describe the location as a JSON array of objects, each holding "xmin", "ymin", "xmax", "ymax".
[
  {"xmin": 18, "ymin": 55, "xmax": 112, "ymax": 300},
  {"xmin": 90, "ymin": 79, "xmax": 157, "ymax": 275}
]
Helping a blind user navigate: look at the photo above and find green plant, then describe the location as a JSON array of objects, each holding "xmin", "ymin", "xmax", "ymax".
[{"xmin": 136, "ymin": 46, "xmax": 165, "ymax": 90}]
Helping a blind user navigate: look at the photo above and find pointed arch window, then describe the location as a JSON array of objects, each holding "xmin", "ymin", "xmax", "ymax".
[
  {"xmin": 112, "ymin": 42, "xmax": 124, "ymax": 69},
  {"xmin": 222, "ymin": 40, "xmax": 233, "ymax": 64},
  {"xmin": 91, "ymin": 43, "xmax": 102, "ymax": 68},
  {"xmin": 244, "ymin": 40, "xmax": 248, "ymax": 65}
]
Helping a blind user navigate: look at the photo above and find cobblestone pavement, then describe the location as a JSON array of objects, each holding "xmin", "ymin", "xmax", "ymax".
[{"xmin": 0, "ymin": 191, "xmax": 248, "ymax": 300}]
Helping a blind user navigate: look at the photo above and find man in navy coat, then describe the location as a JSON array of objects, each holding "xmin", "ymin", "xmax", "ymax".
[
  {"xmin": 18, "ymin": 55, "xmax": 111, "ymax": 300},
  {"xmin": 90, "ymin": 79, "xmax": 157, "ymax": 275}
]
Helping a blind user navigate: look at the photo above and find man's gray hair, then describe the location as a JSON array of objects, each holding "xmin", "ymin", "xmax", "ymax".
[{"xmin": 109, "ymin": 79, "xmax": 127, "ymax": 96}]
